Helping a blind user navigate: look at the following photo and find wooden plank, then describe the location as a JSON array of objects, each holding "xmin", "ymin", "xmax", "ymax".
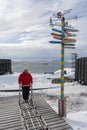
[
  {"xmin": 0, "ymin": 96, "xmax": 24, "ymax": 130},
  {"xmin": 0, "ymin": 94, "xmax": 73, "ymax": 130},
  {"xmin": 33, "ymin": 93, "xmax": 72, "ymax": 130}
]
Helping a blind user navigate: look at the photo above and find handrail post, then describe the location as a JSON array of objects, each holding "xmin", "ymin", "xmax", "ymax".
[
  {"xmin": 30, "ymin": 84, "xmax": 33, "ymax": 105},
  {"xmin": 19, "ymin": 84, "xmax": 21, "ymax": 105}
]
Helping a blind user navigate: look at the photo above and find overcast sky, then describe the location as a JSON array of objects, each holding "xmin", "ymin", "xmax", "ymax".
[{"xmin": 0, "ymin": 0, "xmax": 87, "ymax": 61}]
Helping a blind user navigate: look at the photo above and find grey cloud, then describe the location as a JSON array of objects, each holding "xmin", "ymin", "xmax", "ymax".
[{"xmin": 0, "ymin": 0, "xmax": 87, "ymax": 60}]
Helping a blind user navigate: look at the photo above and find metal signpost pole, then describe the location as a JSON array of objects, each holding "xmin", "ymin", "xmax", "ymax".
[{"xmin": 59, "ymin": 16, "xmax": 66, "ymax": 117}]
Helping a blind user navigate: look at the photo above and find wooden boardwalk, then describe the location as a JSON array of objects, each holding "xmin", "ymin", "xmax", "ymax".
[
  {"xmin": 33, "ymin": 94, "xmax": 73, "ymax": 130},
  {"xmin": 0, "ymin": 96, "xmax": 24, "ymax": 130},
  {"xmin": 0, "ymin": 94, "xmax": 73, "ymax": 130}
]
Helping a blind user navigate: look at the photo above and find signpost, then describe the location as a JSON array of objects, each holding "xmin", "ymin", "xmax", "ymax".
[
  {"xmin": 64, "ymin": 43, "xmax": 75, "ymax": 46},
  {"xmin": 63, "ymin": 38, "xmax": 76, "ymax": 43},
  {"xmin": 64, "ymin": 46, "xmax": 75, "ymax": 49},
  {"xmin": 49, "ymin": 41, "xmax": 62, "ymax": 44},
  {"xmin": 52, "ymin": 28, "xmax": 62, "ymax": 33},
  {"xmin": 51, "ymin": 33, "xmax": 63, "ymax": 37},
  {"xmin": 64, "ymin": 28, "xmax": 79, "ymax": 32},
  {"xmin": 49, "ymin": 10, "xmax": 78, "ymax": 117},
  {"xmin": 64, "ymin": 32, "xmax": 76, "ymax": 37},
  {"xmin": 53, "ymin": 36, "xmax": 62, "ymax": 40},
  {"xmin": 60, "ymin": 17, "xmax": 65, "ymax": 117}
]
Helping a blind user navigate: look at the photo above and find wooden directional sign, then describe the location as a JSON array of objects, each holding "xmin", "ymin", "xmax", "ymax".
[
  {"xmin": 64, "ymin": 43, "xmax": 75, "ymax": 46},
  {"xmin": 64, "ymin": 28, "xmax": 79, "ymax": 32},
  {"xmin": 49, "ymin": 41, "xmax": 62, "ymax": 44},
  {"xmin": 51, "ymin": 32, "xmax": 76, "ymax": 38},
  {"xmin": 51, "ymin": 33, "xmax": 63, "ymax": 38},
  {"xmin": 64, "ymin": 46, "xmax": 75, "ymax": 49},
  {"xmin": 63, "ymin": 38, "xmax": 76, "ymax": 43},
  {"xmin": 52, "ymin": 28, "xmax": 62, "ymax": 33},
  {"xmin": 63, "ymin": 9, "xmax": 72, "ymax": 15},
  {"xmin": 64, "ymin": 32, "xmax": 76, "ymax": 37},
  {"xmin": 49, "ymin": 41, "xmax": 75, "ymax": 46},
  {"xmin": 53, "ymin": 36, "xmax": 62, "ymax": 40}
]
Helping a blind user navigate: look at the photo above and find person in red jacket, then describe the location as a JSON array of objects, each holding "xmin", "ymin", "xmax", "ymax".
[{"xmin": 18, "ymin": 68, "xmax": 33, "ymax": 102}]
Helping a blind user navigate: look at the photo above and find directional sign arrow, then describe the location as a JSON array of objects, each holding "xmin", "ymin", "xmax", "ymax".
[
  {"xmin": 49, "ymin": 41, "xmax": 62, "ymax": 44},
  {"xmin": 49, "ymin": 41, "xmax": 75, "ymax": 45},
  {"xmin": 64, "ymin": 28, "xmax": 79, "ymax": 32},
  {"xmin": 51, "ymin": 32, "xmax": 64, "ymax": 38},
  {"xmin": 64, "ymin": 43, "xmax": 75, "ymax": 46},
  {"xmin": 53, "ymin": 36, "xmax": 62, "ymax": 40},
  {"xmin": 63, "ymin": 38, "xmax": 76, "ymax": 43},
  {"xmin": 64, "ymin": 46, "xmax": 75, "ymax": 49},
  {"xmin": 52, "ymin": 28, "xmax": 62, "ymax": 33},
  {"xmin": 64, "ymin": 32, "xmax": 76, "ymax": 37}
]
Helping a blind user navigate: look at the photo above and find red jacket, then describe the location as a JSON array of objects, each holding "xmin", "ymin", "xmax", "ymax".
[{"xmin": 18, "ymin": 72, "xmax": 33, "ymax": 87}]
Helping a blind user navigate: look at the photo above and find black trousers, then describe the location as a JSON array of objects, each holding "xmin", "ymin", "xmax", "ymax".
[{"xmin": 22, "ymin": 87, "xmax": 30, "ymax": 100}]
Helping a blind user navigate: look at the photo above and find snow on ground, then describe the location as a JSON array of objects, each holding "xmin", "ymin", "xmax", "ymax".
[{"xmin": 0, "ymin": 68, "xmax": 87, "ymax": 130}]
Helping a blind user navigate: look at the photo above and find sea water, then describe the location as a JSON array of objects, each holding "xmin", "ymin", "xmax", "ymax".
[{"xmin": 12, "ymin": 60, "xmax": 72, "ymax": 73}]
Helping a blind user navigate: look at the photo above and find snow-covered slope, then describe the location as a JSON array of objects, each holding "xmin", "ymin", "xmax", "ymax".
[{"xmin": 0, "ymin": 69, "xmax": 87, "ymax": 130}]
